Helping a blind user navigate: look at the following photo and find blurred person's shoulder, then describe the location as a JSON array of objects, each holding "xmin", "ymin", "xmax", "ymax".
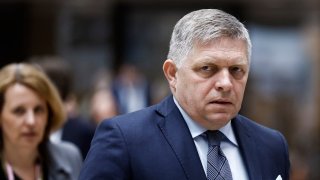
[
  {"xmin": 64, "ymin": 116, "xmax": 96, "ymax": 133},
  {"xmin": 47, "ymin": 140, "xmax": 83, "ymax": 163},
  {"xmin": 97, "ymin": 96, "xmax": 175, "ymax": 136},
  {"xmin": 46, "ymin": 140, "xmax": 82, "ymax": 180}
]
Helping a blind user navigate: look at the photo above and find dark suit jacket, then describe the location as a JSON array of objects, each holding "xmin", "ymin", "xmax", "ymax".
[
  {"xmin": 61, "ymin": 117, "xmax": 95, "ymax": 159},
  {"xmin": 80, "ymin": 95, "xmax": 290, "ymax": 180}
]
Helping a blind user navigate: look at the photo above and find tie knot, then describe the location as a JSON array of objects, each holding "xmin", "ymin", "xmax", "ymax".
[{"xmin": 206, "ymin": 130, "xmax": 225, "ymax": 146}]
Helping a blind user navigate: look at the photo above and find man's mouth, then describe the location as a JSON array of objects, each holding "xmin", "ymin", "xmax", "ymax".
[{"xmin": 210, "ymin": 99, "xmax": 232, "ymax": 105}]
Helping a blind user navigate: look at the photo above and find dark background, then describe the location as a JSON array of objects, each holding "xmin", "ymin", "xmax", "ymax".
[{"xmin": 1, "ymin": 0, "xmax": 320, "ymax": 179}]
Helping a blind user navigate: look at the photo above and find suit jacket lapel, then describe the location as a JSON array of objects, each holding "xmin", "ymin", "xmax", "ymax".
[
  {"xmin": 156, "ymin": 96, "xmax": 207, "ymax": 180},
  {"xmin": 232, "ymin": 116, "xmax": 262, "ymax": 180}
]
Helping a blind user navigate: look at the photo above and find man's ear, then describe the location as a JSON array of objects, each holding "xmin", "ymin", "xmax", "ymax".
[{"xmin": 163, "ymin": 59, "xmax": 177, "ymax": 91}]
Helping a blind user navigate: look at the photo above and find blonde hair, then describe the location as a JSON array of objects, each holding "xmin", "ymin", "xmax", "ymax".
[{"xmin": 0, "ymin": 63, "xmax": 65, "ymax": 135}]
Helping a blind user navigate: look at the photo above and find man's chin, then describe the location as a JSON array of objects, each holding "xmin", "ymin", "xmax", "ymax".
[{"xmin": 205, "ymin": 113, "xmax": 233, "ymax": 128}]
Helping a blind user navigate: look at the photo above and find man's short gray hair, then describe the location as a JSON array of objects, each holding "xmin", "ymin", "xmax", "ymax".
[{"xmin": 167, "ymin": 9, "xmax": 251, "ymax": 68}]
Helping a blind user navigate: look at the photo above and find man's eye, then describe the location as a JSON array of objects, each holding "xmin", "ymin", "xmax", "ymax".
[
  {"xmin": 231, "ymin": 67, "xmax": 241, "ymax": 72},
  {"xmin": 201, "ymin": 66, "xmax": 211, "ymax": 71},
  {"xmin": 200, "ymin": 65, "xmax": 217, "ymax": 72},
  {"xmin": 196, "ymin": 65, "xmax": 218, "ymax": 78},
  {"xmin": 230, "ymin": 66, "xmax": 245, "ymax": 79}
]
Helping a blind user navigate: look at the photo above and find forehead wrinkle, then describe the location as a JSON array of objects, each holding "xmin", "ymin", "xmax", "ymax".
[
  {"xmin": 193, "ymin": 53, "xmax": 248, "ymax": 66},
  {"xmin": 194, "ymin": 37, "xmax": 248, "ymax": 56}
]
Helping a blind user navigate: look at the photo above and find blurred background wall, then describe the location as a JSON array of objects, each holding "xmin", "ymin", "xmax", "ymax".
[{"xmin": 1, "ymin": 0, "xmax": 319, "ymax": 179}]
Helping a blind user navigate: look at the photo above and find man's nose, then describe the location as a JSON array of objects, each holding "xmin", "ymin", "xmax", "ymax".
[{"xmin": 215, "ymin": 69, "xmax": 232, "ymax": 91}]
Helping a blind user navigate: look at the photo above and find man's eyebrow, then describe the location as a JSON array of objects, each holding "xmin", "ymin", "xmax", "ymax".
[
  {"xmin": 196, "ymin": 58, "xmax": 248, "ymax": 65},
  {"xmin": 233, "ymin": 61, "xmax": 248, "ymax": 66},
  {"xmin": 194, "ymin": 57, "xmax": 217, "ymax": 63}
]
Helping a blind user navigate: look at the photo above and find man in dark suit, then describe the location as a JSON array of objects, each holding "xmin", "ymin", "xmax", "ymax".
[{"xmin": 80, "ymin": 9, "xmax": 290, "ymax": 180}]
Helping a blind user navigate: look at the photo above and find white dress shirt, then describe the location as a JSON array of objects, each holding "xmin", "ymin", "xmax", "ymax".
[{"xmin": 173, "ymin": 97, "xmax": 248, "ymax": 180}]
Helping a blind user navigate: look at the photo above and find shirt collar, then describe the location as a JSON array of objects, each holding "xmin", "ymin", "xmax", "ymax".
[{"xmin": 173, "ymin": 97, "xmax": 238, "ymax": 146}]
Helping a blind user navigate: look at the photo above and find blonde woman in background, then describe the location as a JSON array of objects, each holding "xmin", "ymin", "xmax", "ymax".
[{"xmin": 0, "ymin": 63, "xmax": 82, "ymax": 180}]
